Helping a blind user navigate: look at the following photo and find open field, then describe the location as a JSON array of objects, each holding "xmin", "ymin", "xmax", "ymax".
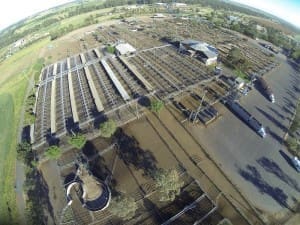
[
  {"xmin": 0, "ymin": 38, "xmax": 52, "ymax": 224},
  {"xmin": 248, "ymin": 16, "xmax": 295, "ymax": 34},
  {"xmin": 0, "ymin": 93, "xmax": 16, "ymax": 224},
  {"xmin": 0, "ymin": 38, "xmax": 49, "ymax": 86},
  {"xmin": 0, "ymin": 75, "xmax": 28, "ymax": 224}
]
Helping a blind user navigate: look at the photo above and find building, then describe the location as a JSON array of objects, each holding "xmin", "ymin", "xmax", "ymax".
[
  {"xmin": 256, "ymin": 24, "xmax": 266, "ymax": 33},
  {"xmin": 228, "ymin": 15, "xmax": 240, "ymax": 23},
  {"xmin": 155, "ymin": 2, "xmax": 167, "ymax": 7},
  {"xmin": 115, "ymin": 43, "xmax": 136, "ymax": 56},
  {"xmin": 226, "ymin": 76, "xmax": 245, "ymax": 89},
  {"xmin": 13, "ymin": 38, "xmax": 26, "ymax": 48},
  {"xmin": 179, "ymin": 40, "xmax": 218, "ymax": 66},
  {"xmin": 172, "ymin": 3, "xmax": 187, "ymax": 7},
  {"xmin": 151, "ymin": 13, "xmax": 166, "ymax": 18}
]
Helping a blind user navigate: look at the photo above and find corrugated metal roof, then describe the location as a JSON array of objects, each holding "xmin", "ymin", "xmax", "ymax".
[
  {"xmin": 115, "ymin": 43, "xmax": 136, "ymax": 55},
  {"xmin": 181, "ymin": 40, "xmax": 218, "ymax": 59},
  {"xmin": 101, "ymin": 59, "xmax": 131, "ymax": 101}
]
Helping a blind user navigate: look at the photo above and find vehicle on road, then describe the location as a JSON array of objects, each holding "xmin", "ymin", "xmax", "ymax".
[
  {"xmin": 256, "ymin": 76, "xmax": 275, "ymax": 103},
  {"xmin": 226, "ymin": 100, "xmax": 267, "ymax": 138},
  {"xmin": 291, "ymin": 156, "xmax": 300, "ymax": 172}
]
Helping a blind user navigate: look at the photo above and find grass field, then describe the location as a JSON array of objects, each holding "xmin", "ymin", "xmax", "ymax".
[
  {"xmin": 295, "ymin": 35, "xmax": 300, "ymax": 41},
  {"xmin": 0, "ymin": 38, "xmax": 50, "ymax": 224},
  {"xmin": 0, "ymin": 93, "xmax": 16, "ymax": 224},
  {"xmin": 0, "ymin": 38, "xmax": 49, "ymax": 86}
]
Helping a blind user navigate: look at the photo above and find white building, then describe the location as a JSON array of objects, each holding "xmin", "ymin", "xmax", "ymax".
[
  {"xmin": 179, "ymin": 40, "xmax": 218, "ymax": 66},
  {"xmin": 151, "ymin": 13, "xmax": 166, "ymax": 18},
  {"xmin": 155, "ymin": 3, "xmax": 167, "ymax": 7},
  {"xmin": 256, "ymin": 24, "xmax": 266, "ymax": 33},
  {"xmin": 172, "ymin": 3, "xmax": 187, "ymax": 7},
  {"xmin": 115, "ymin": 43, "xmax": 136, "ymax": 56},
  {"xmin": 14, "ymin": 38, "xmax": 26, "ymax": 48}
]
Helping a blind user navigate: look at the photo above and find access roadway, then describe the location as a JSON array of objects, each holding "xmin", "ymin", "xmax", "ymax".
[{"xmin": 191, "ymin": 54, "xmax": 300, "ymax": 215}]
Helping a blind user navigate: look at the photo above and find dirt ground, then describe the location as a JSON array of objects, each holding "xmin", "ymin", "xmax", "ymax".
[
  {"xmin": 38, "ymin": 21, "xmax": 117, "ymax": 64},
  {"xmin": 39, "ymin": 103, "xmax": 269, "ymax": 224},
  {"xmin": 39, "ymin": 160, "xmax": 67, "ymax": 225},
  {"xmin": 120, "ymin": 107, "xmax": 263, "ymax": 225}
]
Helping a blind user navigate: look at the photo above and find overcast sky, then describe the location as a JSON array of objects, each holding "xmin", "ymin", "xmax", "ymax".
[{"xmin": 0, "ymin": 0, "xmax": 299, "ymax": 31}]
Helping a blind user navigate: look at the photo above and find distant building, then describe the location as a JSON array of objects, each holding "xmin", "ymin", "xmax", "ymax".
[
  {"xmin": 155, "ymin": 2, "xmax": 167, "ymax": 7},
  {"xmin": 151, "ymin": 13, "xmax": 166, "ymax": 18},
  {"xmin": 225, "ymin": 76, "xmax": 245, "ymax": 89},
  {"xmin": 228, "ymin": 15, "xmax": 240, "ymax": 22},
  {"xmin": 256, "ymin": 24, "xmax": 266, "ymax": 33},
  {"xmin": 172, "ymin": 3, "xmax": 187, "ymax": 7},
  {"xmin": 115, "ymin": 43, "xmax": 136, "ymax": 56},
  {"xmin": 179, "ymin": 40, "xmax": 218, "ymax": 66},
  {"xmin": 14, "ymin": 38, "xmax": 26, "ymax": 48}
]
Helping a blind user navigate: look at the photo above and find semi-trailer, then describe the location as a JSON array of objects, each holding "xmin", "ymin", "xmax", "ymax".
[
  {"xmin": 226, "ymin": 100, "xmax": 266, "ymax": 138},
  {"xmin": 256, "ymin": 76, "xmax": 275, "ymax": 103}
]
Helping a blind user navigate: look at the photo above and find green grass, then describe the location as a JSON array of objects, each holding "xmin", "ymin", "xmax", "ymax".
[
  {"xmin": 295, "ymin": 35, "xmax": 300, "ymax": 41},
  {"xmin": 60, "ymin": 7, "xmax": 111, "ymax": 27},
  {"xmin": 234, "ymin": 69, "xmax": 250, "ymax": 82},
  {"xmin": 0, "ymin": 37, "xmax": 49, "ymax": 224},
  {"xmin": 0, "ymin": 38, "xmax": 49, "ymax": 87},
  {"xmin": 0, "ymin": 93, "xmax": 16, "ymax": 224},
  {"xmin": 0, "ymin": 75, "xmax": 28, "ymax": 225}
]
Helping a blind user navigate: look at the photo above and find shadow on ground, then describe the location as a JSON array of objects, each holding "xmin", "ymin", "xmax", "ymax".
[
  {"xmin": 238, "ymin": 164, "xmax": 289, "ymax": 208},
  {"xmin": 265, "ymin": 127, "xmax": 283, "ymax": 144},
  {"xmin": 279, "ymin": 150, "xmax": 298, "ymax": 171},
  {"xmin": 256, "ymin": 107, "xmax": 288, "ymax": 132},
  {"xmin": 113, "ymin": 128, "xmax": 158, "ymax": 178},
  {"xmin": 257, "ymin": 156, "xmax": 300, "ymax": 192}
]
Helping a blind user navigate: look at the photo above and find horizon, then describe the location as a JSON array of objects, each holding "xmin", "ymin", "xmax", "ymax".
[
  {"xmin": 0, "ymin": 0, "xmax": 73, "ymax": 32},
  {"xmin": 0, "ymin": 0, "xmax": 300, "ymax": 32},
  {"xmin": 231, "ymin": 0, "xmax": 300, "ymax": 29}
]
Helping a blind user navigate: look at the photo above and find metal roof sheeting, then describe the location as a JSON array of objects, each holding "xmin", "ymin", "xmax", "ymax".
[
  {"xmin": 115, "ymin": 43, "xmax": 136, "ymax": 55},
  {"xmin": 101, "ymin": 59, "xmax": 131, "ymax": 101},
  {"xmin": 181, "ymin": 39, "xmax": 218, "ymax": 59}
]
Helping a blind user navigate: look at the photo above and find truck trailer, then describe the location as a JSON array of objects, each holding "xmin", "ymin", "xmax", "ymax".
[
  {"xmin": 256, "ymin": 76, "xmax": 275, "ymax": 103},
  {"xmin": 226, "ymin": 100, "xmax": 266, "ymax": 138}
]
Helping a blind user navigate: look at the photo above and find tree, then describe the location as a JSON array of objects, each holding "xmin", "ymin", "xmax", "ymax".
[
  {"xmin": 285, "ymin": 137, "xmax": 299, "ymax": 155},
  {"xmin": 292, "ymin": 48, "xmax": 300, "ymax": 61},
  {"xmin": 149, "ymin": 99, "xmax": 164, "ymax": 114},
  {"xmin": 100, "ymin": 119, "xmax": 117, "ymax": 138},
  {"xmin": 68, "ymin": 133, "xmax": 87, "ymax": 149},
  {"xmin": 45, "ymin": 145, "xmax": 62, "ymax": 160},
  {"xmin": 226, "ymin": 47, "xmax": 251, "ymax": 73},
  {"xmin": 109, "ymin": 195, "xmax": 138, "ymax": 220},
  {"xmin": 227, "ymin": 47, "xmax": 242, "ymax": 66},
  {"xmin": 17, "ymin": 141, "xmax": 32, "ymax": 163},
  {"xmin": 290, "ymin": 119, "xmax": 300, "ymax": 133},
  {"xmin": 106, "ymin": 45, "xmax": 116, "ymax": 54},
  {"xmin": 154, "ymin": 168, "xmax": 184, "ymax": 202}
]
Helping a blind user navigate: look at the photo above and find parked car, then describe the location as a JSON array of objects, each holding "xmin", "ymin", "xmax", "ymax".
[{"xmin": 291, "ymin": 156, "xmax": 300, "ymax": 172}]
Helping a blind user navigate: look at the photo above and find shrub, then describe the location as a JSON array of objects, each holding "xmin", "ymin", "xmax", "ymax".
[
  {"xmin": 45, "ymin": 145, "xmax": 61, "ymax": 160},
  {"xmin": 100, "ymin": 119, "xmax": 117, "ymax": 138}
]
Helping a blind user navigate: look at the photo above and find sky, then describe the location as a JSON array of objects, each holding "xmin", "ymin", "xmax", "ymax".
[
  {"xmin": 232, "ymin": 0, "xmax": 300, "ymax": 28},
  {"xmin": 0, "ymin": 0, "xmax": 300, "ymax": 31},
  {"xmin": 0, "ymin": 0, "xmax": 73, "ymax": 31}
]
